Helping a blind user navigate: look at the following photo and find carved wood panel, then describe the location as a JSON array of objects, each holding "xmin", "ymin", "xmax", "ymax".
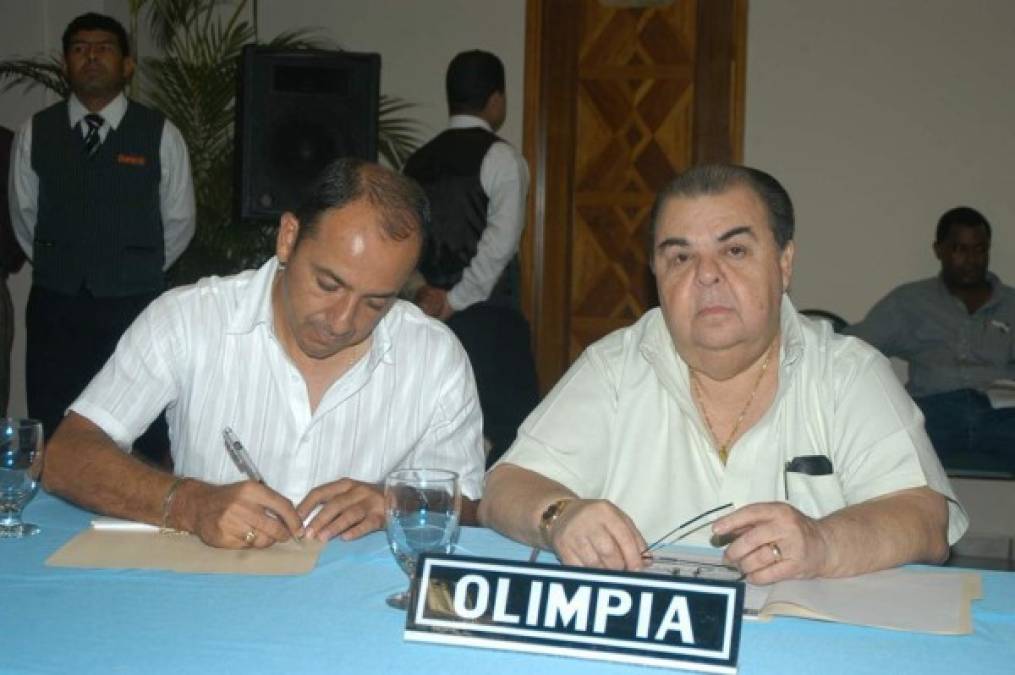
[{"xmin": 522, "ymin": 0, "xmax": 745, "ymax": 390}]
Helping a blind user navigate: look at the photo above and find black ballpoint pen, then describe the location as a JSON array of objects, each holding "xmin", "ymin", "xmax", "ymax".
[{"xmin": 223, "ymin": 426, "xmax": 303, "ymax": 544}]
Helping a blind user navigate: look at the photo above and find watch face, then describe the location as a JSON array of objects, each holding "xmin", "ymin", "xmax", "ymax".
[{"xmin": 541, "ymin": 499, "xmax": 570, "ymax": 528}]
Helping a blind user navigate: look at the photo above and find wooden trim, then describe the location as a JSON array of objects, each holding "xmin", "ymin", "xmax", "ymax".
[
  {"xmin": 731, "ymin": 0, "xmax": 748, "ymax": 162},
  {"xmin": 522, "ymin": 0, "xmax": 583, "ymax": 392},
  {"xmin": 520, "ymin": 0, "xmax": 543, "ymax": 335},
  {"xmin": 692, "ymin": 0, "xmax": 747, "ymax": 164}
]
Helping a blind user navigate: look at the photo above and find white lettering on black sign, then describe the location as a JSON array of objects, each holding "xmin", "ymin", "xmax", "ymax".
[{"xmin": 405, "ymin": 555, "xmax": 743, "ymax": 673}]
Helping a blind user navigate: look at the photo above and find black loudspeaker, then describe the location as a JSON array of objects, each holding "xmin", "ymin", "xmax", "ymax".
[{"xmin": 235, "ymin": 46, "xmax": 380, "ymax": 221}]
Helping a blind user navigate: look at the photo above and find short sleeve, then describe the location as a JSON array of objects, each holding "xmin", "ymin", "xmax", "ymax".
[
  {"xmin": 497, "ymin": 348, "xmax": 618, "ymax": 498},
  {"xmin": 831, "ymin": 349, "xmax": 969, "ymax": 545}
]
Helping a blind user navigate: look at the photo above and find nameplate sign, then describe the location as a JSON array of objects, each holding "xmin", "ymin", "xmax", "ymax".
[{"xmin": 405, "ymin": 554, "xmax": 743, "ymax": 673}]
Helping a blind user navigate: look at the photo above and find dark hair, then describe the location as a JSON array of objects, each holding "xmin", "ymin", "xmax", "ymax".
[
  {"xmin": 446, "ymin": 50, "xmax": 505, "ymax": 115},
  {"xmin": 63, "ymin": 13, "xmax": 130, "ymax": 57},
  {"xmin": 935, "ymin": 206, "xmax": 991, "ymax": 243},
  {"xmin": 649, "ymin": 164, "xmax": 795, "ymax": 250},
  {"xmin": 291, "ymin": 157, "xmax": 430, "ymax": 247}
]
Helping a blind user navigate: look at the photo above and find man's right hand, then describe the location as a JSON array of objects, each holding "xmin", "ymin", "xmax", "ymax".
[
  {"xmin": 176, "ymin": 480, "xmax": 304, "ymax": 549},
  {"xmin": 549, "ymin": 499, "xmax": 648, "ymax": 571}
]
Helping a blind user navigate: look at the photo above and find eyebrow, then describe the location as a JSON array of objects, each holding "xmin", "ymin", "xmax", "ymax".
[
  {"xmin": 656, "ymin": 225, "xmax": 758, "ymax": 251},
  {"xmin": 314, "ymin": 266, "xmax": 398, "ymax": 299}
]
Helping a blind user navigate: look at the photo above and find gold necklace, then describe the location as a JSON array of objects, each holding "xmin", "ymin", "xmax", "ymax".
[{"xmin": 691, "ymin": 343, "xmax": 774, "ymax": 465}]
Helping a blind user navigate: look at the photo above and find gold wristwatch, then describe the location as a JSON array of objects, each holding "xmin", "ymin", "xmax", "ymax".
[{"xmin": 538, "ymin": 498, "xmax": 573, "ymax": 547}]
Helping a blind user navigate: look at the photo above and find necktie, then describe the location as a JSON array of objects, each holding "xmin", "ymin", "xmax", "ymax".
[{"xmin": 82, "ymin": 113, "xmax": 104, "ymax": 155}]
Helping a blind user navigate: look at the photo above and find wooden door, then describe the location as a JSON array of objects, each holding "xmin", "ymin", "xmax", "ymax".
[{"xmin": 521, "ymin": 0, "xmax": 747, "ymax": 392}]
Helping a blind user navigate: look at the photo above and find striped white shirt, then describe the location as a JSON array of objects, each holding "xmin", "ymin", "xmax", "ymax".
[{"xmin": 71, "ymin": 258, "xmax": 485, "ymax": 502}]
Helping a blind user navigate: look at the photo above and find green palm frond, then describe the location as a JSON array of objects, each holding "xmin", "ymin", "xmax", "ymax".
[
  {"xmin": 0, "ymin": 56, "xmax": 69, "ymax": 97},
  {"xmin": 378, "ymin": 94, "xmax": 423, "ymax": 169}
]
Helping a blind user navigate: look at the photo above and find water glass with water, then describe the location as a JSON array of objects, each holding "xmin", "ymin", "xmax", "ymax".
[
  {"xmin": 384, "ymin": 468, "xmax": 461, "ymax": 609},
  {"xmin": 0, "ymin": 418, "xmax": 45, "ymax": 539}
]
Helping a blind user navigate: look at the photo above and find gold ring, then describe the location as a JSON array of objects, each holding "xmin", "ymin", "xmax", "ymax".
[
  {"xmin": 244, "ymin": 529, "xmax": 256, "ymax": 545},
  {"xmin": 770, "ymin": 542, "xmax": 782, "ymax": 562}
]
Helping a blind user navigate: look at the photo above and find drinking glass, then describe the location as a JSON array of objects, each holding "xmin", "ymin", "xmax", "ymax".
[
  {"xmin": 384, "ymin": 468, "xmax": 461, "ymax": 610},
  {"xmin": 0, "ymin": 418, "xmax": 45, "ymax": 538}
]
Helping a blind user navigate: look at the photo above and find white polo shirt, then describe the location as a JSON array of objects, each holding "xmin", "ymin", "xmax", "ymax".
[
  {"xmin": 500, "ymin": 295, "xmax": 968, "ymax": 546},
  {"xmin": 72, "ymin": 258, "xmax": 485, "ymax": 503}
]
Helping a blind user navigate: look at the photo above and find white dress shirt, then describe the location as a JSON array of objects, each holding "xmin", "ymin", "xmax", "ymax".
[
  {"xmin": 501, "ymin": 295, "xmax": 968, "ymax": 546},
  {"xmin": 8, "ymin": 92, "xmax": 196, "ymax": 269},
  {"xmin": 444, "ymin": 114, "xmax": 529, "ymax": 311},
  {"xmin": 71, "ymin": 258, "xmax": 486, "ymax": 502}
]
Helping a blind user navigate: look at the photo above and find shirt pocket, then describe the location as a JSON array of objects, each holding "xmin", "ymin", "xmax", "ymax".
[{"xmin": 785, "ymin": 472, "xmax": 847, "ymax": 520}]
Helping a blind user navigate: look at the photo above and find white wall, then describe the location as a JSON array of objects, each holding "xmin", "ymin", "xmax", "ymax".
[
  {"xmin": 2, "ymin": 0, "xmax": 1012, "ymax": 414},
  {"xmin": 744, "ymin": 0, "xmax": 1015, "ymax": 321}
]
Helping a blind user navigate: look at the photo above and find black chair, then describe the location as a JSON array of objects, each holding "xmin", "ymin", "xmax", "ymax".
[{"xmin": 800, "ymin": 308, "xmax": 849, "ymax": 333}]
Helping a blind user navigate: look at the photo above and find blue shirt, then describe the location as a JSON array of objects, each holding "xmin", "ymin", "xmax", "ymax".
[{"xmin": 846, "ymin": 274, "xmax": 1015, "ymax": 398}]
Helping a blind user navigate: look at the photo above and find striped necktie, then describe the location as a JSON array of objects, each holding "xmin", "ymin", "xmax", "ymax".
[{"xmin": 82, "ymin": 113, "xmax": 104, "ymax": 155}]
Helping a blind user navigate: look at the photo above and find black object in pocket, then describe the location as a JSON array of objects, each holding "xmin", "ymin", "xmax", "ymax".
[{"xmin": 785, "ymin": 454, "xmax": 833, "ymax": 476}]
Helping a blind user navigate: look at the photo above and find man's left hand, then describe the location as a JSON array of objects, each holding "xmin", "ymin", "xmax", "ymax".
[
  {"xmin": 712, "ymin": 502, "xmax": 831, "ymax": 585},
  {"xmin": 297, "ymin": 478, "xmax": 385, "ymax": 542}
]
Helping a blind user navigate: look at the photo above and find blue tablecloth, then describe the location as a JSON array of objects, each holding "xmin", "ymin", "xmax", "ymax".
[{"xmin": 1, "ymin": 492, "xmax": 1013, "ymax": 674}]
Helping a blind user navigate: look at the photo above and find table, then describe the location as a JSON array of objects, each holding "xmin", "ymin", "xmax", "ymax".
[{"xmin": 2, "ymin": 492, "xmax": 1013, "ymax": 674}]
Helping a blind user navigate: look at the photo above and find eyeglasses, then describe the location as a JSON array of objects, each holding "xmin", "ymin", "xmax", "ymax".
[
  {"xmin": 641, "ymin": 502, "xmax": 734, "ymax": 555},
  {"xmin": 642, "ymin": 502, "xmax": 742, "ymax": 581},
  {"xmin": 526, "ymin": 501, "xmax": 736, "ymax": 565}
]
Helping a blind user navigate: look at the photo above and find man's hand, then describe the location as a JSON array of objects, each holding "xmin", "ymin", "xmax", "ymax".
[
  {"xmin": 549, "ymin": 499, "xmax": 648, "ymax": 571},
  {"xmin": 713, "ymin": 502, "xmax": 830, "ymax": 585},
  {"xmin": 297, "ymin": 478, "xmax": 385, "ymax": 542},
  {"xmin": 178, "ymin": 480, "xmax": 304, "ymax": 549},
  {"xmin": 415, "ymin": 284, "xmax": 453, "ymax": 320}
]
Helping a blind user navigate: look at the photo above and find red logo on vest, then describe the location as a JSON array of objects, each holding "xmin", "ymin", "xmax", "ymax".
[{"xmin": 117, "ymin": 153, "xmax": 147, "ymax": 166}]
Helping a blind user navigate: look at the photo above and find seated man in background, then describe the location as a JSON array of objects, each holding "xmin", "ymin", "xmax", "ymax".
[
  {"xmin": 480, "ymin": 164, "xmax": 967, "ymax": 585},
  {"xmin": 43, "ymin": 159, "xmax": 485, "ymax": 548},
  {"xmin": 846, "ymin": 207, "xmax": 1015, "ymax": 473}
]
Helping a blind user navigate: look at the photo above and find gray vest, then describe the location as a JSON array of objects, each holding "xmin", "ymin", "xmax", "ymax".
[{"xmin": 31, "ymin": 99, "xmax": 165, "ymax": 297}]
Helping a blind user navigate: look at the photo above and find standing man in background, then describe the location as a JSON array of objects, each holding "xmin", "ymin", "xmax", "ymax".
[
  {"xmin": 404, "ymin": 49, "xmax": 539, "ymax": 465},
  {"xmin": 0, "ymin": 125, "xmax": 27, "ymax": 416},
  {"xmin": 8, "ymin": 13, "xmax": 195, "ymax": 451}
]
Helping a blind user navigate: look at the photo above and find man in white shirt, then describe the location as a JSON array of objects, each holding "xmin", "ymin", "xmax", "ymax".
[
  {"xmin": 43, "ymin": 158, "xmax": 485, "ymax": 549},
  {"xmin": 403, "ymin": 50, "xmax": 538, "ymax": 465},
  {"xmin": 7, "ymin": 13, "xmax": 195, "ymax": 454},
  {"xmin": 480, "ymin": 164, "xmax": 967, "ymax": 585}
]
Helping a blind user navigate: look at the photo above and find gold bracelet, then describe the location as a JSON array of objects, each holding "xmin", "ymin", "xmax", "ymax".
[{"xmin": 160, "ymin": 477, "xmax": 186, "ymax": 532}]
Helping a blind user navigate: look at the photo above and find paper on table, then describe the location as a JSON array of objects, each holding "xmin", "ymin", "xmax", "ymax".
[
  {"xmin": 47, "ymin": 521, "xmax": 325, "ymax": 575},
  {"xmin": 645, "ymin": 546, "xmax": 980, "ymax": 634},
  {"xmin": 986, "ymin": 379, "xmax": 1015, "ymax": 409},
  {"xmin": 755, "ymin": 567, "xmax": 981, "ymax": 635},
  {"xmin": 91, "ymin": 516, "xmax": 160, "ymax": 532}
]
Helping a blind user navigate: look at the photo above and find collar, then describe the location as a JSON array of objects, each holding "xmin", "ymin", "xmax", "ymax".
[
  {"xmin": 935, "ymin": 271, "xmax": 1004, "ymax": 312},
  {"xmin": 448, "ymin": 114, "xmax": 492, "ymax": 132},
  {"xmin": 225, "ymin": 257, "xmax": 396, "ymax": 366},
  {"xmin": 67, "ymin": 92, "xmax": 128, "ymax": 129},
  {"xmin": 226, "ymin": 257, "xmax": 279, "ymax": 335},
  {"xmin": 777, "ymin": 294, "xmax": 805, "ymax": 369}
]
